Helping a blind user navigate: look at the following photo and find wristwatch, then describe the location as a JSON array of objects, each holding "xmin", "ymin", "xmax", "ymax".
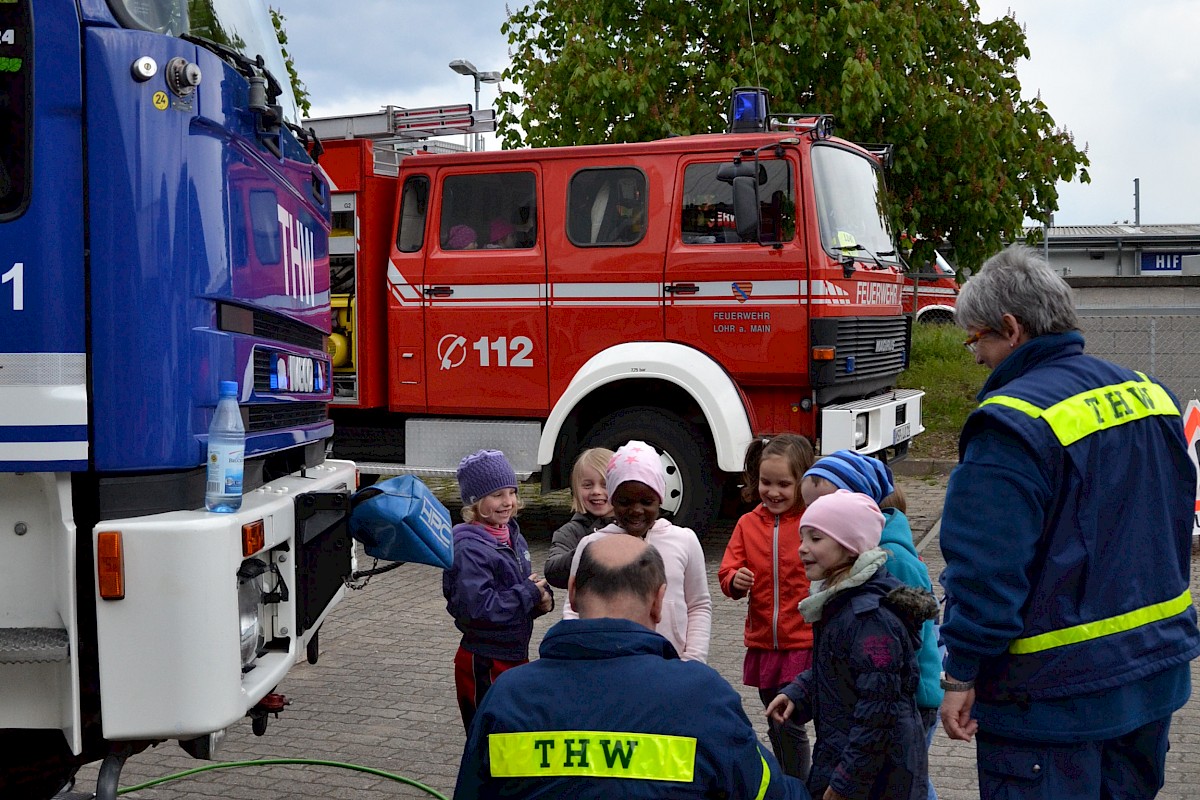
[{"xmin": 939, "ymin": 673, "xmax": 975, "ymax": 692}]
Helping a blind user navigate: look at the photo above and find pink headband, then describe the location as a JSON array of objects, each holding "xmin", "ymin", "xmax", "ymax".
[{"xmin": 605, "ymin": 440, "xmax": 666, "ymax": 503}]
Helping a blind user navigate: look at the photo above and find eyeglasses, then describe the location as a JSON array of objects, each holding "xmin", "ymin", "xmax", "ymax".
[{"xmin": 963, "ymin": 328, "xmax": 997, "ymax": 353}]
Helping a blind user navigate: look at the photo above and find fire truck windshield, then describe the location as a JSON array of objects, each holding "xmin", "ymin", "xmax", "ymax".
[
  {"xmin": 812, "ymin": 144, "xmax": 897, "ymax": 263},
  {"xmin": 106, "ymin": 0, "xmax": 299, "ymax": 121}
]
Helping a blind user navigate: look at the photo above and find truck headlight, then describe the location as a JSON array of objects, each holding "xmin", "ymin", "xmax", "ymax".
[
  {"xmin": 854, "ymin": 415, "xmax": 869, "ymax": 448},
  {"xmin": 237, "ymin": 558, "xmax": 268, "ymax": 668}
]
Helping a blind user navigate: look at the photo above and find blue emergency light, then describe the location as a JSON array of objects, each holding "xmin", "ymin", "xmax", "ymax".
[{"xmin": 729, "ymin": 87, "xmax": 769, "ymax": 133}]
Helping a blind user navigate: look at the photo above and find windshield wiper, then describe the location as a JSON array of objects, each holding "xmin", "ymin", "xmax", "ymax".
[
  {"xmin": 181, "ymin": 33, "xmax": 284, "ymax": 108},
  {"xmin": 838, "ymin": 242, "xmax": 890, "ymax": 272},
  {"xmin": 181, "ymin": 32, "xmax": 255, "ymax": 79}
]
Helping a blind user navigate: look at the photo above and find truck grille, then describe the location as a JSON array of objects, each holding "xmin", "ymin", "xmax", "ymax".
[
  {"xmin": 833, "ymin": 317, "xmax": 910, "ymax": 381},
  {"xmin": 247, "ymin": 402, "xmax": 327, "ymax": 432}
]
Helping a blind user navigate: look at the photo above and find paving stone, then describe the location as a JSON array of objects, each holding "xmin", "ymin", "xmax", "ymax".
[{"xmin": 70, "ymin": 473, "xmax": 1200, "ymax": 800}]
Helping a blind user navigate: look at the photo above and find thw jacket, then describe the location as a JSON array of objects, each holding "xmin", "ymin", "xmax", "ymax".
[
  {"xmin": 453, "ymin": 618, "xmax": 808, "ymax": 799},
  {"xmin": 940, "ymin": 331, "xmax": 1200, "ymax": 736}
]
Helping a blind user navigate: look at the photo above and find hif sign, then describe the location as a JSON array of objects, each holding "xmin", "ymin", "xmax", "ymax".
[{"xmin": 1185, "ymin": 399, "xmax": 1200, "ymax": 542}]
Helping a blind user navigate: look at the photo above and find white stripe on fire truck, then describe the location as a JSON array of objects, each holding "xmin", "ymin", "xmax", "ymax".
[
  {"xmin": 551, "ymin": 282, "xmax": 662, "ymax": 307},
  {"xmin": 378, "ymin": 278, "xmax": 895, "ymax": 307},
  {"xmin": 387, "ymin": 263, "xmax": 423, "ymax": 300},
  {"xmin": 905, "ymin": 286, "xmax": 958, "ymax": 297}
]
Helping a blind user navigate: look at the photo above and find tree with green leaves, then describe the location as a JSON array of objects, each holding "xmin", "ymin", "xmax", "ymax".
[
  {"xmin": 499, "ymin": 0, "xmax": 1088, "ymax": 270},
  {"xmin": 270, "ymin": 6, "xmax": 310, "ymax": 117}
]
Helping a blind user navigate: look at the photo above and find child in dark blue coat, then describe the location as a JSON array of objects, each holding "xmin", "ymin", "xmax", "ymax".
[
  {"xmin": 767, "ymin": 490, "xmax": 937, "ymax": 800},
  {"xmin": 442, "ymin": 450, "xmax": 553, "ymax": 730}
]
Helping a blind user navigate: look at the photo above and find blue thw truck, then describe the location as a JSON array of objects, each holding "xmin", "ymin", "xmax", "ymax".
[{"xmin": 0, "ymin": 1, "xmax": 355, "ymax": 796}]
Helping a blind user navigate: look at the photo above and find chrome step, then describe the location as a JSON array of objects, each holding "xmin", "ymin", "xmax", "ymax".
[
  {"xmin": 352, "ymin": 462, "xmax": 532, "ymax": 480},
  {"xmin": 0, "ymin": 627, "xmax": 70, "ymax": 664}
]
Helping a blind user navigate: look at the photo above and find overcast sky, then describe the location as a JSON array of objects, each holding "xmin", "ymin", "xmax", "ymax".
[{"xmin": 281, "ymin": 1, "xmax": 1200, "ymax": 227}]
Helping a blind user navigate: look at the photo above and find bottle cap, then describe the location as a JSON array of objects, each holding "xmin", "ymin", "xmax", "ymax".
[{"xmin": 219, "ymin": 380, "xmax": 238, "ymax": 397}]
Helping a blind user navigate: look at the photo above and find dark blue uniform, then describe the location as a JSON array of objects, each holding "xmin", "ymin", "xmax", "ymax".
[
  {"xmin": 940, "ymin": 331, "xmax": 1200, "ymax": 798},
  {"xmin": 453, "ymin": 617, "xmax": 807, "ymax": 799}
]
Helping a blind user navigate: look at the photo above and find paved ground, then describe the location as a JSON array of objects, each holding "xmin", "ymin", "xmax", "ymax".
[{"xmin": 72, "ymin": 473, "xmax": 1200, "ymax": 799}]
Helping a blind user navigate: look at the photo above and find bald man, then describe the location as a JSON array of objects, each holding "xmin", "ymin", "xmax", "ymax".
[{"xmin": 453, "ymin": 535, "xmax": 807, "ymax": 799}]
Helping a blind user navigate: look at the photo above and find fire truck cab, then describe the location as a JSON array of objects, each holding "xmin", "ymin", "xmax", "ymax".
[{"xmin": 311, "ymin": 90, "xmax": 924, "ymax": 532}]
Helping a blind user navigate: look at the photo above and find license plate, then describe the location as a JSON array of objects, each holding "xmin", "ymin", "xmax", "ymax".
[{"xmin": 893, "ymin": 422, "xmax": 911, "ymax": 444}]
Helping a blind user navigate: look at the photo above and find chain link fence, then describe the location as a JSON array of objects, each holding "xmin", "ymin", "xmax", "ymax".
[{"xmin": 1070, "ymin": 279, "xmax": 1200, "ymax": 404}]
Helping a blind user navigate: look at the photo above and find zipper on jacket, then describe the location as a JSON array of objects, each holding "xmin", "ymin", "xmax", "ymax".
[{"xmin": 772, "ymin": 515, "xmax": 780, "ymax": 650}]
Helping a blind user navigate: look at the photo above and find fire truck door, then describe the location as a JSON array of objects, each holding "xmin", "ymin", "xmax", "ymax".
[
  {"xmin": 547, "ymin": 165, "xmax": 662, "ymax": 400},
  {"xmin": 666, "ymin": 158, "xmax": 806, "ymax": 385},
  {"xmin": 388, "ymin": 174, "xmax": 430, "ymax": 412},
  {"xmin": 423, "ymin": 170, "xmax": 548, "ymax": 414}
]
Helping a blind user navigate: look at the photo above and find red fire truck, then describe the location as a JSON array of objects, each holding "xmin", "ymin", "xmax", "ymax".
[
  {"xmin": 903, "ymin": 249, "xmax": 960, "ymax": 324},
  {"xmin": 308, "ymin": 90, "xmax": 924, "ymax": 533}
]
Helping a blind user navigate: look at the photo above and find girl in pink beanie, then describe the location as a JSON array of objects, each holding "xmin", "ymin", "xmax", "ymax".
[
  {"xmin": 767, "ymin": 489, "xmax": 938, "ymax": 800},
  {"xmin": 562, "ymin": 440, "xmax": 712, "ymax": 662}
]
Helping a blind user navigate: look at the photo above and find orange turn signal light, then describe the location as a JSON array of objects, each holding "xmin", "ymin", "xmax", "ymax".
[
  {"xmin": 97, "ymin": 531, "xmax": 125, "ymax": 600},
  {"xmin": 812, "ymin": 346, "xmax": 836, "ymax": 361},
  {"xmin": 242, "ymin": 520, "xmax": 265, "ymax": 557}
]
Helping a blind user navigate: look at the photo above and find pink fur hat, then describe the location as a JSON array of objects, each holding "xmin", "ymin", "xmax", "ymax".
[
  {"xmin": 802, "ymin": 489, "xmax": 884, "ymax": 555},
  {"xmin": 605, "ymin": 440, "xmax": 666, "ymax": 503}
]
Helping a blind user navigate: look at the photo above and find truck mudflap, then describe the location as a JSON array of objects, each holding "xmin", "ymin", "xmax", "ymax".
[
  {"xmin": 820, "ymin": 388, "xmax": 925, "ymax": 455},
  {"xmin": 92, "ymin": 459, "xmax": 355, "ymax": 742}
]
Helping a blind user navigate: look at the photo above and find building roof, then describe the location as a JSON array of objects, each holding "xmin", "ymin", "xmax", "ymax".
[{"xmin": 1022, "ymin": 223, "xmax": 1200, "ymax": 244}]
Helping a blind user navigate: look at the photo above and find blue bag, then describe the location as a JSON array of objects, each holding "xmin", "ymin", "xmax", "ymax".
[{"xmin": 349, "ymin": 475, "xmax": 454, "ymax": 569}]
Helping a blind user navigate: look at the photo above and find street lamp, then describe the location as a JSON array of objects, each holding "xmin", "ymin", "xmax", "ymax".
[{"xmin": 449, "ymin": 59, "xmax": 501, "ymax": 151}]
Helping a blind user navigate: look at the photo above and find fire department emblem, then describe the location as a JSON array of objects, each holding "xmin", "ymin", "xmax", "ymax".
[{"xmin": 731, "ymin": 282, "xmax": 753, "ymax": 303}]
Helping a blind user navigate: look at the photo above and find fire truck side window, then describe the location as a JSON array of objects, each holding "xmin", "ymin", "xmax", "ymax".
[
  {"xmin": 0, "ymin": 0, "xmax": 31, "ymax": 218},
  {"xmin": 439, "ymin": 172, "xmax": 537, "ymax": 251},
  {"xmin": 396, "ymin": 176, "xmax": 429, "ymax": 253},
  {"xmin": 567, "ymin": 168, "xmax": 647, "ymax": 247},
  {"xmin": 681, "ymin": 161, "xmax": 793, "ymax": 244}
]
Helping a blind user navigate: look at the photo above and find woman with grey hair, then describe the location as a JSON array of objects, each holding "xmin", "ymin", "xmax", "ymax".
[
  {"xmin": 954, "ymin": 245, "xmax": 1079, "ymax": 366},
  {"xmin": 939, "ymin": 245, "xmax": 1199, "ymax": 799}
]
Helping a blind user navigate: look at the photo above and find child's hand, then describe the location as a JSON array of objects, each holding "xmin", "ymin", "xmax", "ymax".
[
  {"xmin": 764, "ymin": 693, "xmax": 793, "ymax": 724},
  {"xmin": 731, "ymin": 567, "xmax": 755, "ymax": 594},
  {"xmin": 534, "ymin": 578, "xmax": 553, "ymax": 613},
  {"xmin": 823, "ymin": 789, "xmax": 849, "ymax": 800}
]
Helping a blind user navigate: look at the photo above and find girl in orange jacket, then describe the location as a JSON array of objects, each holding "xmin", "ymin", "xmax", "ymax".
[{"xmin": 719, "ymin": 433, "xmax": 816, "ymax": 780}]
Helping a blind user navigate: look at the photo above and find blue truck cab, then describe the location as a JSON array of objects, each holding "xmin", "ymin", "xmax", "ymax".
[{"xmin": 0, "ymin": 2, "xmax": 355, "ymax": 796}]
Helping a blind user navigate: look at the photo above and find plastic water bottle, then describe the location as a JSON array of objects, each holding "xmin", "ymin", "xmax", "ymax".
[{"xmin": 205, "ymin": 380, "xmax": 245, "ymax": 513}]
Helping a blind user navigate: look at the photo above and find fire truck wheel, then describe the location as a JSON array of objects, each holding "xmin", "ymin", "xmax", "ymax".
[{"xmin": 583, "ymin": 407, "xmax": 719, "ymax": 536}]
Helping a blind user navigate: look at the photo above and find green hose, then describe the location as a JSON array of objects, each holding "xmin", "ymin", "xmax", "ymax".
[{"xmin": 114, "ymin": 757, "xmax": 449, "ymax": 799}]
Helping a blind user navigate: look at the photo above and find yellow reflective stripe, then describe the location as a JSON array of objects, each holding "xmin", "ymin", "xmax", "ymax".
[
  {"xmin": 1009, "ymin": 590, "xmax": 1193, "ymax": 654},
  {"xmin": 755, "ymin": 753, "xmax": 771, "ymax": 800},
  {"xmin": 979, "ymin": 395, "xmax": 1045, "ymax": 419},
  {"xmin": 488, "ymin": 730, "xmax": 696, "ymax": 782},
  {"xmin": 981, "ymin": 378, "xmax": 1179, "ymax": 446}
]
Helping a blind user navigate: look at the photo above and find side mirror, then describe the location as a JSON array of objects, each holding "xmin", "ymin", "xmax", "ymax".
[
  {"xmin": 732, "ymin": 175, "xmax": 759, "ymax": 241},
  {"xmin": 841, "ymin": 252, "xmax": 856, "ymax": 280}
]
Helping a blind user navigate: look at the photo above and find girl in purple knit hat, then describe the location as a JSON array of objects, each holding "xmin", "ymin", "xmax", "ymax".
[
  {"xmin": 561, "ymin": 440, "xmax": 712, "ymax": 662},
  {"xmin": 442, "ymin": 449, "xmax": 553, "ymax": 731}
]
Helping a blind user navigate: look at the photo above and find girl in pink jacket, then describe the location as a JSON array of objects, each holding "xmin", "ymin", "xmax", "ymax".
[{"xmin": 562, "ymin": 439, "xmax": 712, "ymax": 662}]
